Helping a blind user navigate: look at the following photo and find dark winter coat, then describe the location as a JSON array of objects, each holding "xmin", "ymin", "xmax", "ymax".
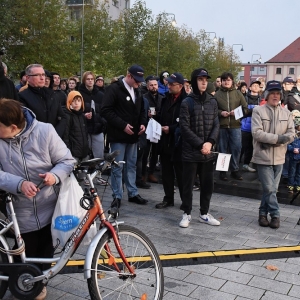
[
  {"xmin": 101, "ymin": 78, "xmax": 147, "ymax": 144},
  {"xmin": 180, "ymin": 92, "xmax": 219, "ymax": 162},
  {"xmin": 19, "ymin": 85, "xmax": 67, "ymax": 138},
  {"xmin": 78, "ymin": 84, "xmax": 106, "ymax": 134},
  {"xmin": 0, "ymin": 66, "xmax": 18, "ymax": 100},
  {"xmin": 241, "ymin": 93, "xmax": 261, "ymax": 132},
  {"xmin": 53, "ymin": 89, "xmax": 67, "ymax": 107},
  {"xmin": 62, "ymin": 108, "xmax": 89, "ymax": 159},
  {"xmin": 286, "ymin": 91, "xmax": 300, "ymax": 112},
  {"xmin": 143, "ymin": 91, "xmax": 163, "ymax": 121},
  {"xmin": 157, "ymin": 88, "xmax": 187, "ymax": 160}
]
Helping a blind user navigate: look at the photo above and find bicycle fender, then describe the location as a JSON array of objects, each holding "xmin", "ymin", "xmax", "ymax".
[{"xmin": 84, "ymin": 221, "xmax": 124, "ymax": 279}]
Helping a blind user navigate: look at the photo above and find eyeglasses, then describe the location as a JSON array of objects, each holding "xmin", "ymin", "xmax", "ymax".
[
  {"xmin": 28, "ymin": 73, "xmax": 46, "ymax": 77},
  {"xmin": 167, "ymin": 82, "xmax": 180, "ymax": 86}
]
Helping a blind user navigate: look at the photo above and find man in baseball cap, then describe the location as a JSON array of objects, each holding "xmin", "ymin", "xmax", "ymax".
[
  {"xmin": 128, "ymin": 64, "xmax": 145, "ymax": 83},
  {"xmin": 252, "ymin": 79, "xmax": 294, "ymax": 229}
]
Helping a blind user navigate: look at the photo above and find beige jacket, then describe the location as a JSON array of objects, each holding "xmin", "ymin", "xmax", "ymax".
[{"xmin": 251, "ymin": 104, "xmax": 294, "ymax": 165}]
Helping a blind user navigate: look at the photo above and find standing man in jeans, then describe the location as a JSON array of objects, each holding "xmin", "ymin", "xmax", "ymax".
[
  {"xmin": 252, "ymin": 80, "xmax": 294, "ymax": 229},
  {"xmin": 215, "ymin": 72, "xmax": 248, "ymax": 181},
  {"xmin": 101, "ymin": 65, "xmax": 148, "ymax": 209}
]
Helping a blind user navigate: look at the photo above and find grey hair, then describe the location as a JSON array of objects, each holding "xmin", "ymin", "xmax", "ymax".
[
  {"xmin": 25, "ymin": 64, "xmax": 44, "ymax": 75},
  {"xmin": 264, "ymin": 89, "xmax": 283, "ymax": 100}
]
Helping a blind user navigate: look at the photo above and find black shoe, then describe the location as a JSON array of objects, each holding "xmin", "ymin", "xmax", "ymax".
[
  {"xmin": 136, "ymin": 181, "xmax": 151, "ymax": 189},
  {"xmin": 269, "ymin": 217, "xmax": 280, "ymax": 229},
  {"xmin": 109, "ymin": 198, "xmax": 121, "ymax": 218},
  {"xmin": 219, "ymin": 171, "xmax": 227, "ymax": 181},
  {"xmin": 128, "ymin": 194, "xmax": 148, "ymax": 205},
  {"xmin": 230, "ymin": 171, "xmax": 243, "ymax": 180},
  {"xmin": 258, "ymin": 215, "xmax": 269, "ymax": 227},
  {"xmin": 155, "ymin": 201, "xmax": 174, "ymax": 209}
]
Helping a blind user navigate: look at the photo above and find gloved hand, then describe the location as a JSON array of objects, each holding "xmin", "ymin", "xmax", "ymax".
[
  {"xmin": 260, "ymin": 143, "xmax": 272, "ymax": 150},
  {"xmin": 277, "ymin": 135, "xmax": 290, "ymax": 144}
]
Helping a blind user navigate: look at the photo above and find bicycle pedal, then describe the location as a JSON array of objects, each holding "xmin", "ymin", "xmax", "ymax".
[{"xmin": 108, "ymin": 207, "xmax": 119, "ymax": 219}]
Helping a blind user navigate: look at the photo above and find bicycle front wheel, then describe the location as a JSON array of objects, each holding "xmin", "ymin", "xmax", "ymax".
[{"xmin": 88, "ymin": 224, "xmax": 164, "ymax": 300}]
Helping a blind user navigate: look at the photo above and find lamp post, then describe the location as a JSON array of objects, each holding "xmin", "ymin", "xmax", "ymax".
[
  {"xmin": 80, "ymin": 0, "xmax": 85, "ymax": 81},
  {"xmin": 200, "ymin": 31, "xmax": 218, "ymax": 66},
  {"xmin": 250, "ymin": 54, "xmax": 262, "ymax": 82},
  {"xmin": 156, "ymin": 13, "xmax": 176, "ymax": 76},
  {"xmin": 230, "ymin": 43, "xmax": 244, "ymax": 72}
]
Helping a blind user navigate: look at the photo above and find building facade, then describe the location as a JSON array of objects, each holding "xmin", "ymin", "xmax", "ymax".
[{"xmin": 66, "ymin": 0, "xmax": 130, "ymax": 20}]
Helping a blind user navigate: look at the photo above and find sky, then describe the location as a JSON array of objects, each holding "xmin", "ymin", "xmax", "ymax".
[{"xmin": 132, "ymin": 0, "xmax": 300, "ymax": 64}]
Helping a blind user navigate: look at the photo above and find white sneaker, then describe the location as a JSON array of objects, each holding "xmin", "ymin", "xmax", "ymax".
[
  {"xmin": 199, "ymin": 213, "xmax": 220, "ymax": 226},
  {"xmin": 179, "ymin": 213, "xmax": 191, "ymax": 228},
  {"xmin": 243, "ymin": 164, "xmax": 256, "ymax": 172}
]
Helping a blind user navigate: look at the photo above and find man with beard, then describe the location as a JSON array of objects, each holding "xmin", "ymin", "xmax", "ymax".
[{"xmin": 143, "ymin": 76, "xmax": 163, "ymax": 183}]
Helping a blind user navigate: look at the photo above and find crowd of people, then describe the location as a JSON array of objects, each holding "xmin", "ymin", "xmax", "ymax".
[{"xmin": 0, "ymin": 60, "xmax": 299, "ymax": 299}]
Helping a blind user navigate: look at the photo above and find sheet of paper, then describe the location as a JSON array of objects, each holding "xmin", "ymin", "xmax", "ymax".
[
  {"xmin": 234, "ymin": 105, "xmax": 243, "ymax": 120},
  {"xmin": 215, "ymin": 153, "xmax": 231, "ymax": 171}
]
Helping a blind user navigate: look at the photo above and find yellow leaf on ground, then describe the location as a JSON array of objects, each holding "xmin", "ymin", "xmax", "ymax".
[{"xmin": 265, "ymin": 265, "xmax": 279, "ymax": 271}]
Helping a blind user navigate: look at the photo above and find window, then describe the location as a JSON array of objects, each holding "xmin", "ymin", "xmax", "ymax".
[
  {"xmin": 260, "ymin": 67, "xmax": 265, "ymax": 71},
  {"xmin": 276, "ymin": 68, "xmax": 281, "ymax": 74},
  {"xmin": 250, "ymin": 67, "xmax": 254, "ymax": 71},
  {"xmin": 125, "ymin": 0, "xmax": 129, "ymax": 8},
  {"xmin": 289, "ymin": 68, "xmax": 295, "ymax": 75},
  {"xmin": 240, "ymin": 76, "xmax": 244, "ymax": 80},
  {"xmin": 70, "ymin": 9, "xmax": 81, "ymax": 20},
  {"xmin": 112, "ymin": 0, "xmax": 119, "ymax": 7}
]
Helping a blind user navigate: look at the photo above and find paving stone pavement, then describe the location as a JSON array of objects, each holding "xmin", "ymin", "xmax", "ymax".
[{"xmin": 3, "ymin": 180, "xmax": 300, "ymax": 299}]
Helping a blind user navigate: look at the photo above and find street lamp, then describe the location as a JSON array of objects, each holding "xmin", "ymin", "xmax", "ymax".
[
  {"xmin": 156, "ymin": 13, "xmax": 176, "ymax": 76},
  {"xmin": 230, "ymin": 43, "xmax": 244, "ymax": 71},
  {"xmin": 80, "ymin": 0, "xmax": 85, "ymax": 81},
  {"xmin": 250, "ymin": 54, "xmax": 262, "ymax": 82},
  {"xmin": 200, "ymin": 31, "xmax": 218, "ymax": 66}
]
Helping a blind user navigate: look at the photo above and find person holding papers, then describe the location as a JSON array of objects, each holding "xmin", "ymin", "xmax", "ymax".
[
  {"xmin": 215, "ymin": 72, "xmax": 248, "ymax": 181},
  {"xmin": 179, "ymin": 68, "xmax": 220, "ymax": 228}
]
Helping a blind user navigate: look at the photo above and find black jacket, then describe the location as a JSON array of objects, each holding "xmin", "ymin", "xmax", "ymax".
[
  {"xmin": 101, "ymin": 79, "xmax": 146, "ymax": 144},
  {"xmin": 286, "ymin": 91, "xmax": 300, "ymax": 111},
  {"xmin": 143, "ymin": 91, "xmax": 163, "ymax": 121},
  {"xmin": 78, "ymin": 84, "xmax": 106, "ymax": 134},
  {"xmin": 62, "ymin": 108, "xmax": 89, "ymax": 159},
  {"xmin": 53, "ymin": 89, "xmax": 67, "ymax": 107},
  {"xmin": 157, "ymin": 88, "xmax": 187, "ymax": 159},
  {"xmin": 180, "ymin": 92, "xmax": 219, "ymax": 162},
  {"xmin": 0, "ymin": 70, "xmax": 18, "ymax": 100},
  {"xmin": 19, "ymin": 85, "xmax": 67, "ymax": 137}
]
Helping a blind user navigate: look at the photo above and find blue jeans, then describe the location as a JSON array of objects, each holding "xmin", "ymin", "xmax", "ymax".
[
  {"xmin": 256, "ymin": 164, "xmax": 282, "ymax": 218},
  {"xmin": 110, "ymin": 143, "xmax": 138, "ymax": 199},
  {"xmin": 288, "ymin": 159, "xmax": 300, "ymax": 186},
  {"xmin": 282, "ymin": 153, "xmax": 290, "ymax": 179},
  {"xmin": 218, "ymin": 128, "xmax": 241, "ymax": 172}
]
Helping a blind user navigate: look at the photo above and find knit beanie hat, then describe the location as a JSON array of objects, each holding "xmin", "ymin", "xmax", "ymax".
[
  {"xmin": 206, "ymin": 82, "xmax": 215, "ymax": 94},
  {"xmin": 66, "ymin": 91, "xmax": 84, "ymax": 110}
]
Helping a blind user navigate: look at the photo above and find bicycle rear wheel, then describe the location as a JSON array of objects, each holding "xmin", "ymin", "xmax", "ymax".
[
  {"xmin": 87, "ymin": 224, "xmax": 164, "ymax": 300},
  {"xmin": 0, "ymin": 237, "xmax": 9, "ymax": 298}
]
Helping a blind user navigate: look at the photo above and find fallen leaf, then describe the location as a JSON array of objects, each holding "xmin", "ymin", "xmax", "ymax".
[
  {"xmin": 218, "ymin": 217, "xmax": 224, "ymax": 220},
  {"xmin": 265, "ymin": 265, "xmax": 279, "ymax": 271}
]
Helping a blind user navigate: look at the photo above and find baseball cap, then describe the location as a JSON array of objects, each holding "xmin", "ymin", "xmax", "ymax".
[
  {"xmin": 95, "ymin": 75, "xmax": 104, "ymax": 82},
  {"xmin": 250, "ymin": 80, "xmax": 261, "ymax": 86},
  {"xmin": 265, "ymin": 80, "xmax": 282, "ymax": 91},
  {"xmin": 166, "ymin": 72, "xmax": 184, "ymax": 85},
  {"xmin": 283, "ymin": 76, "xmax": 294, "ymax": 83},
  {"xmin": 128, "ymin": 64, "xmax": 145, "ymax": 82},
  {"xmin": 194, "ymin": 68, "xmax": 211, "ymax": 79}
]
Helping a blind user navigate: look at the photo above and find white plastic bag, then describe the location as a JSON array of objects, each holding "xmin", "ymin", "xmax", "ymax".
[{"xmin": 51, "ymin": 172, "xmax": 97, "ymax": 247}]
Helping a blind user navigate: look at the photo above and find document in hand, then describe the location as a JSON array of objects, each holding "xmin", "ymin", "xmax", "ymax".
[{"xmin": 146, "ymin": 119, "xmax": 162, "ymax": 143}]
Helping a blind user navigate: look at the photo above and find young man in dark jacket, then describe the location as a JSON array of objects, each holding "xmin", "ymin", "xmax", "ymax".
[
  {"xmin": 155, "ymin": 72, "xmax": 187, "ymax": 209},
  {"xmin": 101, "ymin": 65, "xmax": 148, "ymax": 209},
  {"xmin": 179, "ymin": 68, "xmax": 220, "ymax": 228}
]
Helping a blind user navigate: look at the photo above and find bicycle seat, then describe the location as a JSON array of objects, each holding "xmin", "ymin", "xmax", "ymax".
[{"xmin": 79, "ymin": 158, "xmax": 104, "ymax": 168}]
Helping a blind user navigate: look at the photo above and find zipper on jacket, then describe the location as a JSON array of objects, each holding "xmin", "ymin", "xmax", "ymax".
[
  {"xmin": 227, "ymin": 91, "xmax": 230, "ymax": 128},
  {"xmin": 19, "ymin": 140, "xmax": 41, "ymax": 230}
]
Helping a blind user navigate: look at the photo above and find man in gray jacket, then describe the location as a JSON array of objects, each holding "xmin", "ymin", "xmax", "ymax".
[{"xmin": 252, "ymin": 80, "xmax": 294, "ymax": 229}]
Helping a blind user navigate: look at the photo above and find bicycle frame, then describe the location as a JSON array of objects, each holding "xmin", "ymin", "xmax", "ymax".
[{"xmin": 0, "ymin": 168, "xmax": 135, "ymax": 286}]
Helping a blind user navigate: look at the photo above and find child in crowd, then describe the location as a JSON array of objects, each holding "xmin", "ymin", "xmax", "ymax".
[
  {"xmin": 287, "ymin": 115, "xmax": 300, "ymax": 193},
  {"xmin": 63, "ymin": 91, "xmax": 89, "ymax": 163}
]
